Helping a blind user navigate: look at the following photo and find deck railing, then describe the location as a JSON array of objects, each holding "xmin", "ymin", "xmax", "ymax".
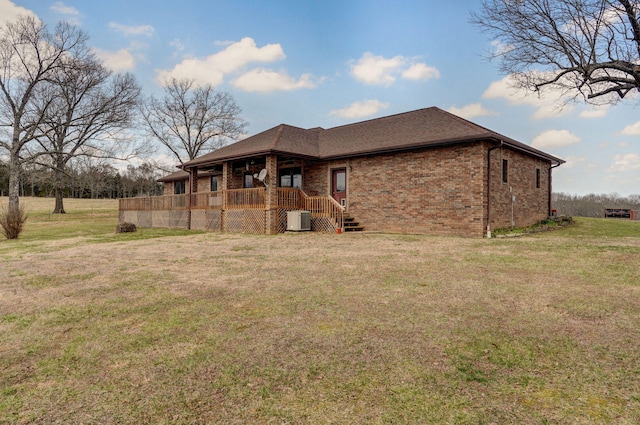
[
  {"xmin": 276, "ymin": 187, "xmax": 304, "ymax": 209},
  {"xmin": 119, "ymin": 187, "xmax": 344, "ymax": 230},
  {"xmin": 119, "ymin": 194, "xmax": 187, "ymax": 211},
  {"xmin": 191, "ymin": 191, "xmax": 222, "ymax": 209},
  {"xmin": 303, "ymin": 194, "xmax": 344, "ymax": 230},
  {"xmin": 226, "ymin": 188, "xmax": 265, "ymax": 209}
]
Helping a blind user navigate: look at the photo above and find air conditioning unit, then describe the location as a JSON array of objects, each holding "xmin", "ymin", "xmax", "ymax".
[{"xmin": 287, "ymin": 210, "xmax": 311, "ymax": 231}]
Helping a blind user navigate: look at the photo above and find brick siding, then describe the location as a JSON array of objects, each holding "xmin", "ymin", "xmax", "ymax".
[
  {"xmin": 345, "ymin": 143, "xmax": 487, "ymax": 236},
  {"xmin": 300, "ymin": 142, "xmax": 551, "ymax": 237},
  {"xmin": 488, "ymin": 147, "xmax": 551, "ymax": 231}
]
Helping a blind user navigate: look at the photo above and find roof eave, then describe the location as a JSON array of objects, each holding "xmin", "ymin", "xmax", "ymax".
[
  {"xmin": 182, "ymin": 149, "xmax": 320, "ymax": 168},
  {"xmin": 486, "ymin": 136, "xmax": 565, "ymax": 165}
]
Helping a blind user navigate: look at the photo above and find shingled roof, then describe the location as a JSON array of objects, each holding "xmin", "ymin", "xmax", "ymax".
[
  {"xmin": 182, "ymin": 107, "xmax": 564, "ymax": 168},
  {"xmin": 157, "ymin": 170, "xmax": 189, "ymax": 182}
]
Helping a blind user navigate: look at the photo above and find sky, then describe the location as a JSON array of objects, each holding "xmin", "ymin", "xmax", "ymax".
[{"xmin": 2, "ymin": 0, "xmax": 640, "ymax": 196}]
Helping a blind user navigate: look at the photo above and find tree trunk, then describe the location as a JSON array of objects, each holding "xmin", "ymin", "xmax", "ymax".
[
  {"xmin": 7, "ymin": 152, "xmax": 21, "ymax": 215},
  {"xmin": 53, "ymin": 187, "xmax": 66, "ymax": 214},
  {"xmin": 52, "ymin": 166, "xmax": 66, "ymax": 214}
]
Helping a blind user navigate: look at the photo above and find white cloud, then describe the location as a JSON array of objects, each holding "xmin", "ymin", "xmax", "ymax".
[
  {"xmin": 157, "ymin": 58, "xmax": 225, "ymax": 86},
  {"xmin": 610, "ymin": 153, "xmax": 640, "ymax": 171},
  {"xmin": 231, "ymin": 69, "xmax": 316, "ymax": 92},
  {"xmin": 50, "ymin": 1, "xmax": 80, "ymax": 24},
  {"xmin": 330, "ymin": 100, "xmax": 389, "ymax": 119},
  {"xmin": 109, "ymin": 22, "xmax": 155, "ymax": 37},
  {"xmin": 447, "ymin": 103, "xmax": 497, "ymax": 119},
  {"xmin": 93, "ymin": 47, "xmax": 136, "ymax": 72},
  {"xmin": 621, "ymin": 121, "xmax": 640, "ymax": 135},
  {"xmin": 579, "ymin": 105, "xmax": 610, "ymax": 118},
  {"xmin": 156, "ymin": 37, "xmax": 286, "ymax": 87},
  {"xmin": 490, "ymin": 40, "xmax": 513, "ymax": 56},
  {"xmin": 170, "ymin": 38, "xmax": 185, "ymax": 52},
  {"xmin": 351, "ymin": 52, "xmax": 404, "ymax": 86},
  {"xmin": 483, "ymin": 74, "xmax": 574, "ymax": 119},
  {"xmin": 0, "ymin": 0, "xmax": 36, "ymax": 24},
  {"xmin": 50, "ymin": 1, "xmax": 79, "ymax": 16},
  {"xmin": 531, "ymin": 129, "xmax": 581, "ymax": 150},
  {"xmin": 401, "ymin": 63, "xmax": 440, "ymax": 81},
  {"xmin": 350, "ymin": 52, "xmax": 439, "ymax": 86}
]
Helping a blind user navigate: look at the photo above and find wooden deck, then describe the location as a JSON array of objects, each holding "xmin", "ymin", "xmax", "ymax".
[{"xmin": 118, "ymin": 188, "xmax": 344, "ymax": 233}]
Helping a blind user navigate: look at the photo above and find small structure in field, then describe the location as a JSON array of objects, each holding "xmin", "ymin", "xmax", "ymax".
[{"xmin": 604, "ymin": 208, "xmax": 638, "ymax": 220}]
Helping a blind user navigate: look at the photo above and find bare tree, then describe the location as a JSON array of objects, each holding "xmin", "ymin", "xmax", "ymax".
[
  {"xmin": 0, "ymin": 16, "xmax": 88, "ymax": 217},
  {"xmin": 32, "ymin": 53, "xmax": 141, "ymax": 213},
  {"xmin": 472, "ymin": 0, "xmax": 640, "ymax": 102},
  {"xmin": 141, "ymin": 78, "xmax": 247, "ymax": 165}
]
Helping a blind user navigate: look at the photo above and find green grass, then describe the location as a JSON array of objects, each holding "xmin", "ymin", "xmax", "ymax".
[
  {"xmin": 0, "ymin": 197, "xmax": 199, "ymax": 255},
  {"xmin": 1, "ymin": 200, "xmax": 640, "ymax": 424}
]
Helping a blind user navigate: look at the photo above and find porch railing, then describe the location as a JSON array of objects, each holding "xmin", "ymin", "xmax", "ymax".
[
  {"xmin": 277, "ymin": 187, "xmax": 304, "ymax": 209},
  {"xmin": 189, "ymin": 188, "xmax": 266, "ymax": 210},
  {"xmin": 190, "ymin": 191, "xmax": 222, "ymax": 209},
  {"xmin": 226, "ymin": 188, "xmax": 265, "ymax": 209},
  {"xmin": 275, "ymin": 188, "xmax": 344, "ymax": 231},
  {"xmin": 119, "ymin": 194, "xmax": 187, "ymax": 211},
  {"xmin": 120, "ymin": 187, "xmax": 344, "ymax": 230},
  {"xmin": 303, "ymin": 193, "xmax": 345, "ymax": 230}
]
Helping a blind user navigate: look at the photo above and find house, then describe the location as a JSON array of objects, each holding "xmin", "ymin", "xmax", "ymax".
[{"xmin": 119, "ymin": 107, "xmax": 564, "ymax": 237}]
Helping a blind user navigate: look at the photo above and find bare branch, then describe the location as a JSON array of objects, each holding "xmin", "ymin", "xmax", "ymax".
[
  {"xmin": 472, "ymin": 0, "xmax": 640, "ymax": 103},
  {"xmin": 141, "ymin": 77, "xmax": 247, "ymax": 165}
]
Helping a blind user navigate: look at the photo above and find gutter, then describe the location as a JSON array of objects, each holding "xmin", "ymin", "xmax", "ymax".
[
  {"xmin": 548, "ymin": 162, "xmax": 562, "ymax": 216},
  {"xmin": 486, "ymin": 140, "xmax": 503, "ymax": 238}
]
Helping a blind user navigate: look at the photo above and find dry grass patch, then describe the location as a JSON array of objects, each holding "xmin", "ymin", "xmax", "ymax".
[{"xmin": 1, "ymin": 211, "xmax": 640, "ymax": 424}]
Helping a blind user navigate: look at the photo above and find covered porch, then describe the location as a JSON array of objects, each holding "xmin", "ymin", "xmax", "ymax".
[{"xmin": 118, "ymin": 187, "xmax": 345, "ymax": 234}]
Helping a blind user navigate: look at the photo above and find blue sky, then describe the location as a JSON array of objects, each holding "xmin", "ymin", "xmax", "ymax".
[{"xmin": 3, "ymin": 0, "xmax": 640, "ymax": 196}]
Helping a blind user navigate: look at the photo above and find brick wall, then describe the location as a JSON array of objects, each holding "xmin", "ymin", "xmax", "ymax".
[
  {"xmin": 303, "ymin": 161, "xmax": 329, "ymax": 195},
  {"xmin": 299, "ymin": 142, "xmax": 552, "ymax": 237},
  {"xmin": 488, "ymin": 147, "xmax": 551, "ymax": 231},
  {"xmin": 346, "ymin": 143, "xmax": 487, "ymax": 236}
]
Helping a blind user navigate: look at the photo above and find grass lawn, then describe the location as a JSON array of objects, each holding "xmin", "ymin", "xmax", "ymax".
[{"xmin": 1, "ymin": 197, "xmax": 640, "ymax": 424}]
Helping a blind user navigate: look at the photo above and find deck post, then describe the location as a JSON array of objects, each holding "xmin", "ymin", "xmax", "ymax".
[
  {"xmin": 187, "ymin": 166, "xmax": 198, "ymax": 230},
  {"xmin": 264, "ymin": 154, "xmax": 278, "ymax": 234},
  {"xmin": 221, "ymin": 162, "xmax": 232, "ymax": 231}
]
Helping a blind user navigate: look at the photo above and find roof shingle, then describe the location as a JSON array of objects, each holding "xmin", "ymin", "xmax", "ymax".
[{"xmin": 181, "ymin": 107, "xmax": 564, "ymax": 168}]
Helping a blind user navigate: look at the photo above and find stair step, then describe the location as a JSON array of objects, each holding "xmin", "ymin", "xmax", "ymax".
[
  {"xmin": 341, "ymin": 214, "xmax": 364, "ymax": 231},
  {"xmin": 344, "ymin": 226, "xmax": 364, "ymax": 232}
]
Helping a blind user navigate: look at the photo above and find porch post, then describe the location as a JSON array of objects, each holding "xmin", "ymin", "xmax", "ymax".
[
  {"xmin": 265, "ymin": 154, "xmax": 278, "ymax": 234},
  {"xmin": 187, "ymin": 166, "xmax": 197, "ymax": 229},
  {"xmin": 221, "ymin": 162, "xmax": 232, "ymax": 231}
]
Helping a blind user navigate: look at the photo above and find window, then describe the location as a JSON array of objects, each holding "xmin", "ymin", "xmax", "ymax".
[
  {"xmin": 174, "ymin": 180, "xmax": 186, "ymax": 194},
  {"xmin": 335, "ymin": 170, "xmax": 346, "ymax": 192},
  {"xmin": 535, "ymin": 168, "xmax": 540, "ymax": 189},
  {"xmin": 210, "ymin": 176, "xmax": 219, "ymax": 192},
  {"xmin": 279, "ymin": 167, "xmax": 302, "ymax": 189},
  {"xmin": 502, "ymin": 159, "xmax": 508, "ymax": 183},
  {"xmin": 244, "ymin": 173, "xmax": 254, "ymax": 188}
]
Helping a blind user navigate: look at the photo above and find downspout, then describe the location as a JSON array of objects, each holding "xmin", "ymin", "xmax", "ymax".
[
  {"xmin": 548, "ymin": 163, "xmax": 562, "ymax": 216},
  {"xmin": 486, "ymin": 140, "xmax": 503, "ymax": 238}
]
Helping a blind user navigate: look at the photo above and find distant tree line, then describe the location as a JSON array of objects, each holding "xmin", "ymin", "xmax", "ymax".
[
  {"xmin": 0, "ymin": 158, "xmax": 162, "ymax": 200},
  {"xmin": 553, "ymin": 192, "xmax": 640, "ymax": 218}
]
